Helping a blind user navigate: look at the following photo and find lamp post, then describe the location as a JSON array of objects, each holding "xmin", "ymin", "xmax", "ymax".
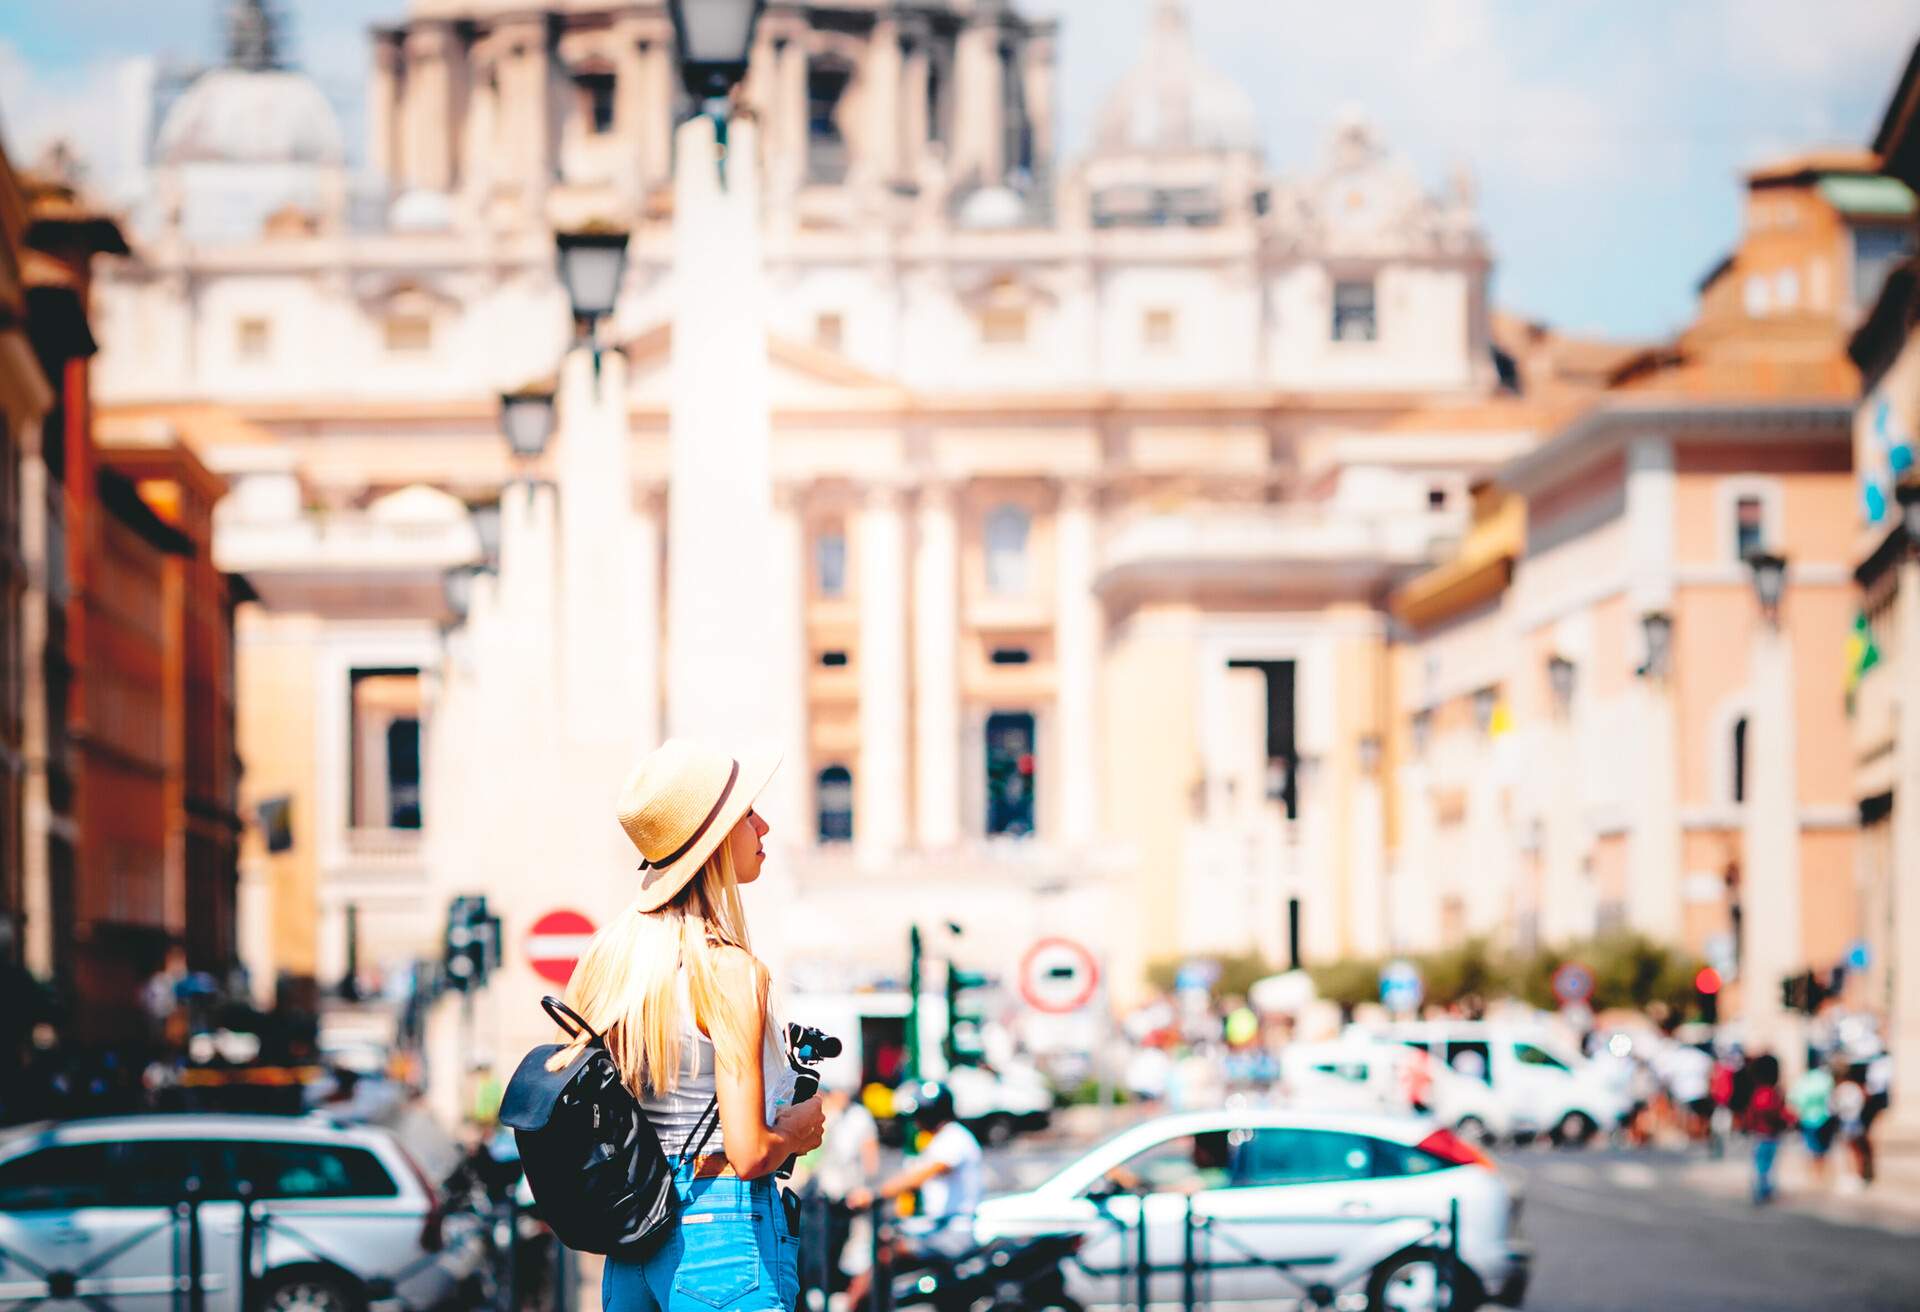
[
  {"xmin": 554, "ymin": 230, "xmax": 629, "ymax": 367},
  {"xmin": 667, "ymin": 0, "xmax": 766, "ymax": 118},
  {"xmin": 1739, "ymin": 548, "xmax": 1803, "ymax": 1079},
  {"xmin": 1637, "ymin": 611, "xmax": 1672, "ymax": 680},
  {"xmin": 1546, "ymin": 654, "xmax": 1576, "ymax": 715},
  {"xmin": 499, "ymin": 385, "xmax": 557, "ymax": 468}
]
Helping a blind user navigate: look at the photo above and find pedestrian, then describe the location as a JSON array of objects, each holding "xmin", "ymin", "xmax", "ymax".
[
  {"xmin": 558, "ymin": 739, "xmax": 826, "ymax": 1312},
  {"xmin": 843, "ymin": 1081, "xmax": 985, "ymax": 1308},
  {"xmin": 1744, "ymin": 1054, "xmax": 1791, "ymax": 1205},
  {"xmin": 1861, "ymin": 1048, "xmax": 1891, "ymax": 1184},
  {"xmin": 1788, "ymin": 1058, "xmax": 1836, "ymax": 1187},
  {"xmin": 1830, "ymin": 1057, "xmax": 1870, "ymax": 1194}
]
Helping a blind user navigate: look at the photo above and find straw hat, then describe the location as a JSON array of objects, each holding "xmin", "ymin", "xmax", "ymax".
[{"xmin": 618, "ymin": 738, "xmax": 782, "ymax": 912}]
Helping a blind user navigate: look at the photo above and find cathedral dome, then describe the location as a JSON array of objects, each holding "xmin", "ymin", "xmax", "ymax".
[
  {"xmin": 156, "ymin": 67, "xmax": 345, "ymax": 168},
  {"xmin": 1092, "ymin": 0, "xmax": 1259, "ymax": 156}
]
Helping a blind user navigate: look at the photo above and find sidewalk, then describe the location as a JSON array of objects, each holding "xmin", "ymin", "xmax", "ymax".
[{"xmin": 1678, "ymin": 1137, "xmax": 1920, "ymax": 1232}]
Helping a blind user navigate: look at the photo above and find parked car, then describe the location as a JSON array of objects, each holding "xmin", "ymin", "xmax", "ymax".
[
  {"xmin": 949, "ymin": 1062, "xmax": 1055, "ymax": 1144},
  {"xmin": 1278, "ymin": 1038, "xmax": 1513, "ymax": 1144},
  {"xmin": 1372, "ymin": 1020, "xmax": 1629, "ymax": 1145},
  {"xmin": 973, "ymin": 1107, "xmax": 1530, "ymax": 1311},
  {"xmin": 0, "ymin": 1112, "xmax": 486, "ymax": 1312}
]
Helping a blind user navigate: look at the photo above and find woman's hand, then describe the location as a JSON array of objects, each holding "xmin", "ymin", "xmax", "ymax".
[{"xmin": 775, "ymin": 1096, "xmax": 826, "ymax": 1157}]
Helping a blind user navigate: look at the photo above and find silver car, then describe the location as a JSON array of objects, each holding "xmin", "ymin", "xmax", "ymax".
[
  {"xmin": 974, "ymin": 1108, "xmax": 1530, "ymax": 1311},
  {"xmin": 0, "ymin": 1113, "xmax": 485, "ymax": 1312}
]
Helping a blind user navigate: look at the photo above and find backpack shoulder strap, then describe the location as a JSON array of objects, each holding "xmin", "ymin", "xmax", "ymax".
[
  {"xmin": 677, "ymin": 1095, "xmax": 723, "ymax": 1168},
  {"xmin": 541, "ymin": 995, "xmax": 605, "ymax": 1046}
]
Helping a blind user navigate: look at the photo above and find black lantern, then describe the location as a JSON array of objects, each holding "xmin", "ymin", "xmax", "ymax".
[
  {"xmin": 1898, "ymin": 480, "xmax": 1920, "ymax": 547},
  {"xmin": 468, "ymin": 498, "xmax": 503, "ymax": 562},
  {"xmin": 499, "ymin": 386, "xmax": 557, "ymax": 461},
  {"xmin": 1547, "ymin": 655, "xmax": 1576, "ymax": 712},
  {"xmin": 1745, "ymin": 551, "xmax": 1788, "ymax": 625},
  {"xmin": 1638, "ymin": 611, "xmax": 1673, "ymax": 679},
  {"xmin": 555, "ymin": 229, "xmax": 630, "ymax": 331},
  {"xmin": 668, "ymin": 0, "xmax": 766, "ymax": 105}
]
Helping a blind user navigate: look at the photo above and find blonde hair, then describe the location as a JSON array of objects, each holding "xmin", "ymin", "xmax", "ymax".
[{"xmin": 549, "ymin": 839, "xmax": 775, "ymax": 1097}]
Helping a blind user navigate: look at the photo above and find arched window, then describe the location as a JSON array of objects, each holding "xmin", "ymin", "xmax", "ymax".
[
  {"xmin": 984, "ymin": 504, "xmax": 1029, "ymax": 596},
  {"xmin": 817, "ymin": 765, "xmax": 853, "ymax": 844},
  {"xmin": 985, "ymin": 712, "xmax": 1036, "ymax": 838},
  {"xmin": 1731, "ymin": 717, "xmax": 1748, "ymax": 804}
]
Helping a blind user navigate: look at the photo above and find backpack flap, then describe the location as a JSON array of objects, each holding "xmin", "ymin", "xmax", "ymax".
[{"xmin": 500, "ymin": 1043, "xmax": 584, "ymax": 1132}]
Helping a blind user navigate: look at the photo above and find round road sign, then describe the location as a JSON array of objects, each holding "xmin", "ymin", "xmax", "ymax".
[
  {"xmin": 1552, "ymin": 961, "xmax": 1595, "ymax": 1006},
  {"xmin": 1019, "ymin": 937, "xmax": 1100, "ymax": 1014},
  {"xmin": 527, "ymin": 909, "xmax": 597, "ymax": 986}
]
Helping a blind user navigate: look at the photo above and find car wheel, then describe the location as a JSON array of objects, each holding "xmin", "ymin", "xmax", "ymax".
[
  {"xmin": 257, "ymin": 1269, "xmax": 364, "ymax": 1312},
  {"xmin": 980, "ymin": 1113, "xmax": 1016, "ymax": 1147},
  {"xmin": 1367, "ymin": 1249, "xmax": 1482, "ymax": 1312},
  {"xmin": 1551, "ymin": 1111, "xmax": 1598, "ymax": 1148},
  {"xmin": 1454, "ymin": 1115, "xmax": 1491, "ymax": 1146}
]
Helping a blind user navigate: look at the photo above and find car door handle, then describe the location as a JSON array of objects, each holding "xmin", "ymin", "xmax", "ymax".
[
  {"xmin": 46, "ymin": 1224, "xmax": 90, "ymax": 1245},
  {"xmin": 1338, "ymin": 1200, "xmax": 1374, "ymax": 1216}
]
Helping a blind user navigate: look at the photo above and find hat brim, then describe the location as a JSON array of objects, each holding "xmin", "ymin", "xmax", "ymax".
[{"xmin": 630, "ymin": 742, "xmax": 783, "ymax": 913}]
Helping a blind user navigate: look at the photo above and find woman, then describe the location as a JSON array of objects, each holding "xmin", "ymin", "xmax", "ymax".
[
  {"xmin": 1744, "ymin": 1053, "xmax": 1792, "ymax": 1205},
  {"xmin": 556, "ymin": 739, "xmax": 825, "ymax": 1312}
]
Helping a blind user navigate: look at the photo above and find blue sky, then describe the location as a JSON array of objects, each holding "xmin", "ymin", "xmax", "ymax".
[{"xmin": 2, "ymin": 0, "xmax": 1915, "ymax": 341}]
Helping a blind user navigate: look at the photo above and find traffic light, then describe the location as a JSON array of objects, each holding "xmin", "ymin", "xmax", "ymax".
[
  {"xmin": 943, "ymin": 960, "xmax": 989, "ymax": 1068},
  {"xmin": 1779, "ymin": 970, "xmax": 1827, "ymax": 1017},
  {"xmin": 444, "ymin": 895, "xmax": 497, "ymax": 994},
  {"xmin": 1694, "ymin": 966, "xmax": 1721, "ymax": 1024}
]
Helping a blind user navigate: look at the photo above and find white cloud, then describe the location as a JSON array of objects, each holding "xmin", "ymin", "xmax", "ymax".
[{"xmin": 0, "ymin": 40, "xmax": 146, "ymax": 200}]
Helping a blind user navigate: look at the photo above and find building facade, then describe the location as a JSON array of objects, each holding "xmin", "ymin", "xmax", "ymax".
[{"xmin": 92, "ymin": 0, "xmax": 1590, "ymax": 1037}]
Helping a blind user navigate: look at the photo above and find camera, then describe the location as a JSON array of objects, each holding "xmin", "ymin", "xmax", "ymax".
[{"xmin": 777, "ymin": 1023, "xmax": 841, "ymax": 1178}]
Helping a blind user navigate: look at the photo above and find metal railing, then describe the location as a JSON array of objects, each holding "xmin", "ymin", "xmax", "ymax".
[{"xmin": 789, "ymin": 1191, "xmax": 1465, "ymax": 1312}]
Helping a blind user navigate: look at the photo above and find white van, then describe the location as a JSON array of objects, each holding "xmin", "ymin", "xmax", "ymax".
[
  {"xmin": 1280, "ymin": 1037, "xmax": 1514, "ymax": 1144},
  {"xmin": 1373, "ymin": 1021, "xmax": 1628, "ymax": 1145}
]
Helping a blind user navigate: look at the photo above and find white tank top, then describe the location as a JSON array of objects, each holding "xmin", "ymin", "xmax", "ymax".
[{"xmin": 637, "ymin": 967, "xmax": 797, "ymax": 1161}]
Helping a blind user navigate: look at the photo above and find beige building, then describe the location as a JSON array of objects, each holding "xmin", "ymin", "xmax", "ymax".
[
  {"xmin": 91, "ymin": 0, "xmax": 1591, "ymax": 1032},
  {"xmin": 1391, "ymin": 153, "xmax": 1903, "ymax": 1062}
]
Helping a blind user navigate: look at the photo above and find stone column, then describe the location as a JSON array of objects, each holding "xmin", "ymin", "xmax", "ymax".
[
  {"xmin": 368, "ymin": 29, "xmax": 404, "ymax": 186},
  {"xmin": 555, "ymin": 346, "xmax": 634, "ymax": 746},
  {"xmin": 1741, "ymin": 610, "xmax": 1805, "ymax": 1080},
  {"xmin": 952, "ymin": 17, "xmax": 1005, "ymax": 185},
  {"xmin": 857, "ymin": 483, "xmax": 910, "ymax": 864},
  {"xmin": 498, "ymin": 14, "xmax": 553, "ymax": 209},
  {"xmin": 913, "ymin": 482, "xmax": 961, "ymax": 848},
  {"xmin": 899, "ymin": 33, "xmax": 930, "ymax": 170},
  {"xmin": 1346, "ymin": 748, "xmax": 1387, "ymax": 957},
  {"xmin": 863, "ymin": 14, "xmax": 903, "ymax": 186},
  {"xmin": 1054, "ymin": 481, "xmax": 1100, "ymax": 845},
  {"xmin": 776, "ymin": 34, "xmax": 809, "ymax": 196},
  {"xmin": 639, "ymin": 30, "xmax": 674, "ymax": 189},
  {"xmin": 403, "ymin": 20, "xmax": 459, "ymax": 192},
  {"xmin": 1021, "ymin": 31, "xmax": 1057, "ymax": 181},
  {"xmin": 1624, "ymin": 436, "xmax": 1683, "ymax": 941},
  {"xmin": 1886, "ymin": 552, "xmax": 1920, "ymax": 1141},
  {"xmin": 667, "ymin": 116, "xmax": 777, "ymax": 746},
  {"xmin": 769, "ymin": 483, "xmax": 812, "ymax": 841}
]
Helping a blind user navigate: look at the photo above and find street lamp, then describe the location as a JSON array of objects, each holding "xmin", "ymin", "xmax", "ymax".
[
  {"xmin": 1637, "ymin": 611, "xmax": 1673, "ymax": 680},
  {"xmin": 1745, "ymin": 551, "xmax": 1788, "ymax": 627},
  {"xmin": 499, "ymin": 385, "xmax": 557, "ymax": 464},
  {"xmin": 1547, "ymin": 655, "xmax": 1576, "ymax": 713},
  {"xmin": 667, "ymin": 0, "xmax": 766, "ymax": 110},
  {"xmin": 468, "ymin": 498, "xmax": 502, "ymax": 563},
  {"xmin": 555, "ymin": 229, "xmax": 630, "ymax": 353}
]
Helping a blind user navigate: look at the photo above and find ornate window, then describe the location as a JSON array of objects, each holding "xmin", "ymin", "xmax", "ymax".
[
  {"xmin": 815, "ymin": 529, "xmax": 847, "ymax": 598},
  {"xmin": 984, "ymin": 504, "xmax": 1030, "ymax": 595},
  {"xmin": 985, "ymin": 712, "xmax": 1036, "ymax": 838},
  {"xmin": 236, "ymin": 317, "xmax": 271, "ymax": 361},
  {"xmin": 817, "ymin": 765, "xmax": 853, "ymax": 843},
  {"xmin": 1332, "ymin": 279, "xmax": 1376, "ymax": 342},
  {"xmin": 576, "ymin": 70, "xmax": 616, "ymax": 135}
]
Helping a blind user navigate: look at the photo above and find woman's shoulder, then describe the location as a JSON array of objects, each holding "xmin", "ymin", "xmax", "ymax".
[{"xmin": 703, "ymin": 943, "xmax": 770, "ymax": 993}]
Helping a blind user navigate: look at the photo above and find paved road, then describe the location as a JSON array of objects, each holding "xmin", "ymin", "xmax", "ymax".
[{"xmin": 1498, "ymin": 1147, "xmax": 1920, "ymax": 1311}]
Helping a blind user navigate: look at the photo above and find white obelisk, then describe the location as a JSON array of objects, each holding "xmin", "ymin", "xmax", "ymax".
[{"xmin": 666, "ymin": 114, "xmax": 780, "ymax": 750}]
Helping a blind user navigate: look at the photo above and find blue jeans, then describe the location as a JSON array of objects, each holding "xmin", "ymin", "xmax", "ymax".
[
  {"xmin": 603, "ymin": 1165, "xmax": 799, "ymax": 1312},
  {"xmin": 1753, "ymin": 1137, "xmax": 1779, "ymax": 1203}
]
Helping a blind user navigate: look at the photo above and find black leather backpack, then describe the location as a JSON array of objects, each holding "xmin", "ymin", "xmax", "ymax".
[{"xmin": 499, "ymin": 997, "xmax": 717, "ymax": 1258}]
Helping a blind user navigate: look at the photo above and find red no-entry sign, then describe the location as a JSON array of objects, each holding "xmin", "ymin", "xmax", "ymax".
[
  {"xmin": 1019, "ymin": 937, "xmax": 1100, "ymax": 1014},
  {"xmin": 526, "ymin": 909, "xmax": 597, "ymax": 985}
]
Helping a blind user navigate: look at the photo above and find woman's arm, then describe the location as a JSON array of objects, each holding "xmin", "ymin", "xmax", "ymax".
[{"xmin": 703, "ymin": 947, "xmax": 824, "ymax": 1178}]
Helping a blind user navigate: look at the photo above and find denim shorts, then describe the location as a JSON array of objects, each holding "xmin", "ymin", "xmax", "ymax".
[{"xmin": 602, "ymin": 1165, "xmax": 799, "ymax": 1312}]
